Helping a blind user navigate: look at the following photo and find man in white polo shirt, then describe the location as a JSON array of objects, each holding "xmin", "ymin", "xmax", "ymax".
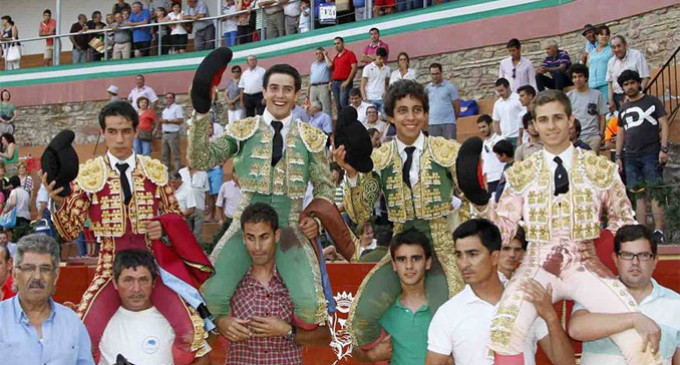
[
  {"xmin": 360, "ymin": 47, "xmax": 390, "ymax": 114},
  {"xmin": 606, "ymin": 35, "xmax": 651, "ymax": 112},
  {"xmin": 239, "ymin": 54, "xmax": 266, "ymax": 117},
  {"xmin": 160, "ymin": 92, "xmax": 185, "ymax": 174},
  {"xmin": 426, "ymin": 218, "xmax": 574, "ymax": 365},
  {"xmin": 127, "ymin": 74, "xmax": 159, "ymax": 111},
  {"xmin": 569, "ymin": 224, "xmax": 680, "ymax": 365},
  {"xmin": 492, "ymin": 78, "xmax": 524, "ymax": 147}
]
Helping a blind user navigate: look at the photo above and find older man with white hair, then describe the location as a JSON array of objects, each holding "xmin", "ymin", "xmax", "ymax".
[
  {"xmin": 0, "ymin": 234, "xmax": 94, "ymax": 364},
  {"xmin": 535, "ymin": 39, "xmax": 573, "ymax": 91},
  {"xmin": 307, "ymin": 100, "xmax": 333, "ymax": 134}
]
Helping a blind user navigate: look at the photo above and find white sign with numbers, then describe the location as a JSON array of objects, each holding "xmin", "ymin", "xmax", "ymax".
[{"xmin": 319, "ymin": 4, "xmax": 337, "ymax": 23}]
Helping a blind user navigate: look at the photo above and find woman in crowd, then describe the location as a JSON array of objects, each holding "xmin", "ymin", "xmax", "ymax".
[
  {"xmin": 357, "ymin": 222, "xmax": 377, "ymax": 257},
  {"xmin": 168, "ymin": 2, "xmax": 188, "ymax": 53},
  {"xmin": 0, "ymin": 162, "xmax": 9, "ymax": 200},
  {"xmin": 3, "ymin": 175, "xmax": 30, "ymax": 226},
  {"xmin": 0, "ymin": 89, "xmax": 16, "ymax": 135},
  {"xmin": 134, "ymin": 96, "xmax": 155, "ymax": 156},
  {"xmin": 224, "ymin": 65, "xmax": 243, "ymax": 123},
  {"xmin": 154, "ymin": 6, "xmax": 172, "ymax": 55},
  {"xmin": 0, "ymin": 133, "xmax": 18, "ymax": 177},
  {"xmin": 16, "ymin": 161, "xmax": 34, "ymax": 204},
  {"xmin": 236, "ymin": 0, "xmax": 255, "ymax": 44},
  {"xmin": 389, "ymin": 51, "xmax": 417, "ymax": 85},
  {"xmin": 0, "ymin": 16, "xmax": 20, "ymax": 71},
  {"xmin": 588, "ymin": 25, "xmax": 613, "ymax": 100}
]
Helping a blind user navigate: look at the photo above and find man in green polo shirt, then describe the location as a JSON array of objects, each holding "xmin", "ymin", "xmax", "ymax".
[{"xmin": 352, "ymin": 227, "xmax": 432, "ymax": 364}]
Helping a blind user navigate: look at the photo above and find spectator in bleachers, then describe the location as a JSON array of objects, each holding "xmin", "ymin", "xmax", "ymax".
[
  {"xmin": 588, "ymin": 25, "xmax": 612, "ymax": 100},
  {"xmin": 0, "ymin": 134, "xmax": 18, "ymax": 177},
  {"xmin": 361, "ymin": 47, "xmax": 390, "ymax": 113},
  {"xmin": 535, "ymin": 39, "xmax": 573, "ymax": 91},
  {"xmin": 353, "ymin": 0, "xmax": 367, "ymax": 21},
  {"xmin": 282, "ymin": 0, "xmax": 301, "ymax": 35},
  {"xmin": 69, "ymin": 15, "xmax": 90, "ymax": 64},
  {"xmin": 0, "ymin": 89, "xmax": 16, "ymax": 135},
  {"xmin": 109, "ymin": 12, "xmax": 132, "ymax": 60},
  {"xmin": 134, "ymin": 96, "xmax": 155, "ymax": 156},
  {"xmin": 167, "ymin": 2, "xmax": 188, "ymax": 53},
  {"xmin": 616, "ymin": 70, "xmax": 668, "ymax": 244},
  {"xmin": 517, "ymin": 84, "xmax": 535, "ymax": 144},
  {"xmin": 179, "ymin": 163, "xmax": 209, "ymax": 242},
  {"xmin": 292, "ymin": 104, "xmax": 310, "ymax": 123},
  {"xmin": 128, "ymin": 74, "xmax": 158, "ymax": 111},
  {"xmin": 308, "ymin": 101, "xmax": 333, "ymax": 134},
  {"xmin": 216, "ymin": 172, "xmax": 242, "ymax": 226},
  {"xmin": 0, "ymin": 162, "xmax": 10, "ymax": 199},
  {"xmin": 107, "ymin": 85, "xmax": 121, "ymax": 103},
  {"xmin": 498, "ymin": 226, "xmax": 526, "ymax": 284},
  {"xmin": 113, "ymin": 0, "xmax": 132, "ymax": 15},
  {"xmin": 86, "ymin": 11, "xmax": 106, "ymax": 62},
  {"xmin": 368, "ymin": 128, "xmax": 382, "ymax": 148},
  {"xmin": 492, "ymin": 139, "xmax": 514, "ymax": 202},
  {"xmin": 39, "ymin": 9, "xmax": 57, "ymax": 67},
  {"xmin": 0, "ymin": 234, "xmax": 94, "ymax": 364},
  {"xmin": 236, "ymin": 0, "xmax": 255, "ymax": 44},
  {"xmin": 363, "ymin": 105, "xmax": 389, "ymax": 141},
  {"xmin": 4, "ymin": 176, "xmax": 30, "ymax": 226},
  {"xmin": 357, "ymin": 226, "xmax": 392, "ymax": 263},
  {"xmin": 0, "ymin": 243, "xmax": 11, "ymax": 301},
  {"xmin": 307, "ymin": 47, "xmax": 333, "ymax": 115},
  {"xmin": 389, "ymin": 52, "xmax": 416, "ymax": 85},
  {"xmin": 331, "ymin": 37, "xmax": 359, "ymax": 113},
  {"xmin": 160, "ymin": 92, "xmax": 184, "ymax": 174},
  {"xmin": 580, "ymin": 24, "xmax": 597, "ymax": 64},
  {"xmin": 373, "ymin": 0, "xmax": 395, "ymax": 17},
  {"xmin": 222, "ymin": 0, "xmax": 239, "ymax": 47},
  {"xmin": 122, "ymin": 8, "xmax": 131, "ymax": 20},
  {"xmin": 606, "ymin": 35, "xmax": 651, "ymax": 112},
  {"xmin": 153, "ymin": 6, "xmax": 171, "ymax": 55},
  {"xmin": 127, "ymin": 2, "xmax": 152, "ymax": 57},
  {"xmin": 568, "ymin": 64, "xmax": 607, "ymax": 151},
  {"xmin": 170, "ymin": 172, "xmax": 197, "ymax": 221},
  {"xmin": 477, "ymin": 114, "xmax": 505, "ymax": 195},
  {"xmin": 1, "ymin": 16, "xmax": 20, "ymax": 71},
  {"xmin": 150, "ymin": 0, "xmax": 170, "ymax": 17},
  {"xmin": 239, "ymin": 55, "xmax": 266, "ymax": 117},
  {"xmin": 205, "ymin": 121, "xmax": 225, "ymax": 223},
  {"xmin": 358, "ymin": 222, "xmax": 377, "ymax": 257},
  {"xmin": 515, "ymin": 112, "xmax": 542, "ymax": 162},
  {"xmin": 426, "ymin": 63, "xmax": 460, "ymax": 140},
  {"xmin": 570, "ymin": 119, "xmax": 591, "ymax": 151},
  {"xmin": 16, "ymin": 161, "xmax": 33, "ymax": 200},
  {"xmin": 362, "ymin": 28, "xmax": 390, "ymax": 64},
  {"xmin": 299, "ymin": 0, "xmax": 311, "ymax": 33},
  {"xmin": 186, "ymin": 0, "xmax": 216, "ymax": 50},
  {"xmin": 498, "ymin": 38, "xmax": 537, "ymax": 93},
  {"xmin": 492, "ymin": 78, "xmax": 523, "ymax": 147},
  {"xmin": 259, "ymin": 0, "xmax": 285, "ymax": 40},
  {"xmin": 349, "ymin": 88, "xmax": 373, "ymax": 124},
  {"xmin": 36, "ymin": 182, "xmax": 52, "ymax": 231},
  {"xmin": 225, "ymin": 65, "xmax": 244, "ymax": 122}
]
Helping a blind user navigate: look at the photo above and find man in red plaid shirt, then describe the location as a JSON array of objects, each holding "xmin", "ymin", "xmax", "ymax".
[{"xmin": 218, "ymin": 202, "xmax": 331, "ymax": 364}]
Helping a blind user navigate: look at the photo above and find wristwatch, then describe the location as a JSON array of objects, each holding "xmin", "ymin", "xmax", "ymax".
[
  {"xmin": 661, "ymin": 146, "xmax": 669, "ymax": 153},
  {"xmin": 285, "ymin": 325, "xmax": 297, "ymax": 341}
]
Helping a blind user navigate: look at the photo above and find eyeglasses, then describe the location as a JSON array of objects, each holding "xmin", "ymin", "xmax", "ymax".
[
  {"xmin": 617, "ymin": 251, "xmax": 655, "ymax": 261},
  {"xmin": 512, "ymin": 67, "xmax": 516, "ymax": 79},
  {"xmin": 17, "ymin": 264, "xmax": 55, "ymax": 275}
]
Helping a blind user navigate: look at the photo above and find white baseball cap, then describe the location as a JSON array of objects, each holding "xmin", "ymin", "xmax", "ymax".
[{"xmin": 107, "ymin": 85, "xmax": 119, "ymax": 95}]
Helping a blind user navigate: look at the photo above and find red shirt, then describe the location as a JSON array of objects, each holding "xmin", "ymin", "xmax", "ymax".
[
  {"xmin": 227, "ymin": 270, "xmax": 301, "ymax": 365},
  {"xmin": 138, "ymin": 109, "xmax": 156, "ymax": 132},
  {"xmin": 363, "ymin": 40, "xmax": 390, "ymax": 63},
  {"xmin": 1, "ymin": 275, "xmax": 15, "ymax": 301},
  {"xmin": 332, "ymin": 49, "xmax": 358, "ymax": 81},
  {"xmin": 40, "ymin": 19, "xmax": 57, "ymax": 46}
]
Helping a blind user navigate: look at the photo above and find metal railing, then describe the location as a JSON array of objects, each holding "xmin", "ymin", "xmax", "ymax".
[
  {"xmin": 644, "ymin": 45, "xmax": 680, "ymax": 124},
  {"xmin": 0, "ymin": 0, "xmax": 454, "ymax": 70}
]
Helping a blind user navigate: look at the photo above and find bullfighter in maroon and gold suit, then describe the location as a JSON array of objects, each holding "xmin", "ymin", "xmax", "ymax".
[{"xmin": 46, "ymin": 102, "xmax": 212, "ymax": 365}]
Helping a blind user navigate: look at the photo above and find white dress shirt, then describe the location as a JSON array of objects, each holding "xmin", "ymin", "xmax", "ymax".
[
  {"xmin": 161, "ymin": 103, "xmax": 184, "ymax": 132},
  {"xmin": 127, "ymin": 85, "xmax": 159, "ymax": 111},
  {"xmin": 179, "ymin": 167, "xmax": 208, "ymax": 211},
  {"xmin": 389, "ymin": 68, "xmax": 417, "ymax": 85},
  {"xmin": 492, "ymin": 92, "xmax": 524, "ymax": 138},
  {"xmin": 543, "ymin": 145, "xmax": 574, "ymax": 194},
  {"xmin": 395, "ymin": 132, "xmax": 425, "ymax": 188},
  {"xmin": 238, "ymin": 66, "xmax": 266, "ymax": 94},
  {"xmin": 498, "ymin": 56, "xmax": 537, "ymax": 92},
  {"xmin": 216, "ymin": 180, "xmax": 242, "ymax": 219},
  {"xmin": 482, "ymin": 133, "xmax": 506, "ymax": 183},
  {"xmin": 606, "ymin": 48, "xmax": 651, "ymax": 95},
  {"xmin": 262, "ymin": 108, "xmax": 293, "ymax": 149},
  {"xmin": 107, "ymin": 151, "xmax": 136, "ymax": 194}
]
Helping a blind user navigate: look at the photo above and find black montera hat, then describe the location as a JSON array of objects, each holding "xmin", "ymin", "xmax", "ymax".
[
  {"xmin": 191, "ymin": 47, "xmax": 233, "ymax": 114},
  {"xmin": 456, "ymin": 136, "xmax": 491, "ymax": 206},
  {"xmin": 41, "ymin": 129, "xmax": 79, "ymax": 197},
  {"xmin": 333, "ymin": 106, "xmax": 374, "ymax": 173}
]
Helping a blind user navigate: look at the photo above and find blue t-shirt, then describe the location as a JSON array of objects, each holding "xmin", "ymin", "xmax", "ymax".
[
  {"xmin": 129, "ymin": 9, "xmax": 151, "ymax": 43},
  {"xmin": 425, "ymin": 80, "xmax": 460, "ymax": 125}
]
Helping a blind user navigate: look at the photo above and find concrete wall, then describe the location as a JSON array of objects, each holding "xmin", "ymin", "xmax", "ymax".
[{"xmin": 0, "ymin": 0, "xmax": 221, "ymax": 54}]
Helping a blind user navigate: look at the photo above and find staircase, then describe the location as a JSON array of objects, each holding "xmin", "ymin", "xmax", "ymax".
[{"xmin": 644, "ymin": 45, "xmax": 680, "ymax": 138}]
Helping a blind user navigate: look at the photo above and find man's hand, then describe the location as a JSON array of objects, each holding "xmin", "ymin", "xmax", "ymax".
[
  {"xmin": 250, "ymin": 316, "xmax": 292, "ymax": 338},
  {"xmin": 367, "ymin": 334, "xmax": 392, "ymax": 362},
  {"xmin": 331, "ymin": 145, "xmax": 358, "ymax": 178},
  {"xmin": 341, "ymin": 81, "xmax": 350, "ymax": 90},
  {"xmin": 521, "ymin": 279, "xmax": 557, "ymax": 322},
  {"xmin": 41, "ymin": 172, "xmax": 65, "ymax": 206},
  {"xmin": 609, "ymin": 100, "xmax": 616, "ymax": 114},
  {"xmin": 217, "ymin": 317, "xmax": 251, "ymax": 342},
  {"xmin": 617, "ymin": 158, "xmax": 623, "ymax": 174},
  {"xmin": 537, "ymin": 66, "xmax": 546, "ymax": 74},
  {"xmin": 632, "ymin": 313, "xmax": 661, "ymax": 355},
  {"xmin": 659, "ymin": 151, "xmax": 668, "ymax": 165},
  {"xmin": 299, "ymin": 216, "xmax": 319, "ymax": 241},
  {"xmin": 146, "ymin": 220, "xmax": 163, "ymax": 240}
]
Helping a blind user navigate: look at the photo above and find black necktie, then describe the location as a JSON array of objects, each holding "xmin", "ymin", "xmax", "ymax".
[
  {"xmin": 116, "ymin": 163, "xmax": 132, "ymax": 204},
  {"xmin": 554, "ymin": 156, "xmax": 569, "ymax": 196},
  {"xmin": 402, "ymin": 146, "xmax": 416, "ymax": 189},
  {"xmin": 271, "ymin": 121, "xmax": 283, "ymax": 166}
]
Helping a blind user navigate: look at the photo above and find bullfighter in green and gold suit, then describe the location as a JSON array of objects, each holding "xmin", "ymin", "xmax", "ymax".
[
  {"xmin": 334, "ymin": 80, "xmax": 465, "ymax": 348},
  {"xmin": 189, "ymin": 62, "xmax": 337, "ymax": 329}
]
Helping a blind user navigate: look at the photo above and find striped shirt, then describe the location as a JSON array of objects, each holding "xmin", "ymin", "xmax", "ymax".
[{"xmin": 541, "ymin": 49, "xmax": 571, "ymax": 70}]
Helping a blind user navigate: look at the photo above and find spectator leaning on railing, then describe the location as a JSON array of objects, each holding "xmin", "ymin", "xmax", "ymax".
[
  {"xmin": 222, "ymin": 0, "xmax": 239, "ymax": 47},
  {"xmin": 109, "ymin": 12, "xmax": 132, "ymax": 59},
  {"xmin": 38, "ymin": 9, "xmax": 57, "ymax": 67},
  {"xmin": 128, "ymin": 2, "xmax": 152, "ymax": 57},
  {"xmin": 168, "ymin": 2, "xmax": 189, "ymax": 53},
  {"xmin": 70, "ymin": 14, "xmax": 90, "ymax": 64},
  {"xmin": 86, "ymin": 11, "xmax": 106, "ymax": 62},
  {"xmin": 185, "ymin": 0, "xmax": 216, "ymax": 51},
  {"xmin": 1, "ymin": 16, "xmax": 20, "ymax": 71}
]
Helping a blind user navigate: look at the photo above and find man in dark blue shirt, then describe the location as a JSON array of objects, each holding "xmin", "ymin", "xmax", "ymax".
[{"xmin": 536, "ymin": 39, "xmax": 573, "ymax": 91}]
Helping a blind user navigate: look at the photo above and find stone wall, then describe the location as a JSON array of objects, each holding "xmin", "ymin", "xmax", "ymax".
[{"xmin": 14, "ymin": 4, "xmax": 680, "ymax": 146}]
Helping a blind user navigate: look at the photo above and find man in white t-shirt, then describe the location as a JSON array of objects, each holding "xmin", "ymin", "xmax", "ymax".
[
  {"xmin": 127, "ymin": 74, "xmax": 159, "ymax": 111},
  {"xmin": 360, "ymin": 47, "xmax": 390, "ymax": 114},
  {"xmin": 160, "ymin": 92, "xmax": 185, "ymax": 174},
  {"xmin": 477, "ymin": 115, "xmax": 506, "ymax": 197},
  {"xmin": 363, "ymin": 105, "xmax": 389, "ymax": 142},
  {"xmin": 179, "ymin": 165, "xmax": 209, "ymax": 242},
  {"xmin": 426, "ymin": 218, "xmax": 574, "ymax": 365},
  {"xmin": 216, "ymin": 172, "xmax": 242, "ymax": 226},
  {"xmin": 492, "ymin": 78, "xmax": 524, "ymax": 147},
  {"xmin": 99, "ymin": 249, "xmax": 210, "ymax": 365},
  {"xmin": 349, "ymin": 88, "xmax": 374, "ymax": 124},
  {"xmin": 170, "ymin": 172, "xmax": 197, "ymax": 219}
]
